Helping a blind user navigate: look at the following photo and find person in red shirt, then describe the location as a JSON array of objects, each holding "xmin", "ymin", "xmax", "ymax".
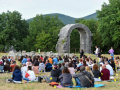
[
  {"xmin": 10, "ymin": 61, "xmax": 16, "ymax": 72},
  {"xmin": 100, "ymin": 64, "xmax": 110, "ymax": 81},
  {"xmin": 40, "ymin": 55, "xmax": 43, "ymax": 61}
]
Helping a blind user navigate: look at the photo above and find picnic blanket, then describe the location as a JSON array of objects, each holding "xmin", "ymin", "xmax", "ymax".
[{"xmin": 57, "ymin": 84, "xmax": 105, "ymax": 88}]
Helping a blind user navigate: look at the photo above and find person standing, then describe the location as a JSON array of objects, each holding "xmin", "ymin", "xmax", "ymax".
[
  {"xmin": 94, "ymin": 46, "xmax": 98, "ymax": 57},
  {"xmin": 80, "ymin": 49, "xmax": 84, "ymax": 58},
  {"xmin": 109, "ymin": 47, "xmax": 114, "ymax": 60}
]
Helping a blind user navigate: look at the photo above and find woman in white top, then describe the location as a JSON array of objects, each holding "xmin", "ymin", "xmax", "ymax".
[{"xmin": 23, "ymin": 66, "xmax": 36, "ymax": 81}]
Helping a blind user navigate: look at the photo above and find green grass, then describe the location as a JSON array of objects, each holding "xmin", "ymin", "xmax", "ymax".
[{"xmin": 0, "ymin": 53, "xmax": 120, "ymax": 90}]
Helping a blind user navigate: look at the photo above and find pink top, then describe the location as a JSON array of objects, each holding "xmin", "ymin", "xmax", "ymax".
[
  {"xmin": 33, "ymin": 66, "xmax": 39, "ymax": 74},
  {"xmin": 68, "ymin": 67, "xmax": 75, "ymax": 75}
]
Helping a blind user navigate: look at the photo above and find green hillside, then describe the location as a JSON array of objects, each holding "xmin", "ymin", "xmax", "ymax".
[
  {"xmin": 26, "ymin": 12, "xmax": 97, "ymax": 24},
  {"xmin": 82, "ymin": 12, "xmax": 97, "ymax": 20}
]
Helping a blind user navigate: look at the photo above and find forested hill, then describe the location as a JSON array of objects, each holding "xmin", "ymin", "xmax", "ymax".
[{"xmin": 26, "ymin": 12, "xmax": 97, "ymax": 24}]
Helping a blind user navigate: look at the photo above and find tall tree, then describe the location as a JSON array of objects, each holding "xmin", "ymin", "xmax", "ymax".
[
  {"xmin": 70, "ymin": 29, "xmax": 80, "ymax": 53},
  {"xmin": 26, "ymin": 14, "xmax": 64, "ymax": 51},
  {"xmin": 97, "ymin": 0, "xmax": 120, "ymax": 53},
  {"xmin": 0, "ymin": 11, "xmax": 29, "ymax": 51}
]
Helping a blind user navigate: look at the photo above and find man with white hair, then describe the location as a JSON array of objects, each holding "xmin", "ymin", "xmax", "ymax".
[
  {"xmin": 101, "ymin": 64, "xmax": 110, "ymax": 81},
  {"xmin": 105, "ymin": 61, "xmax": 113, "ymax": 76}
]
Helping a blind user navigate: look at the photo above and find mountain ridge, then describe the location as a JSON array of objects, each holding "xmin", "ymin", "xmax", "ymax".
[{"xmin": 26, "ymin": 12, "xmax": 97, "ymax": 24}]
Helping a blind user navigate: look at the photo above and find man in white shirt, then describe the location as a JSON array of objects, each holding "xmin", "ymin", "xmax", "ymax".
[
  {"xmin": 94, "ymin": 46, "xmax": 98, "ymax": 56},
  {"xmin": 105, "ymin": 61, "xmax": 113, "ymax": 76}
]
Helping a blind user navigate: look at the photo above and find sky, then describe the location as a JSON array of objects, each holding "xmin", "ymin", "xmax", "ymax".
[{"xmin": 0, "ymin": 0, "xmax": 109, "ymax": 20}]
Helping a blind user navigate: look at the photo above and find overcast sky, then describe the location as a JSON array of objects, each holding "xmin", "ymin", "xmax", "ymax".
[{"xmin": 0, "ymin": 0, "xmax": 109, "ymax": 19}]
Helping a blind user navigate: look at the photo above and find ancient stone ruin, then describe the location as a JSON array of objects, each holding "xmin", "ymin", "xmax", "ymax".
[{"xmin": 56, "ymin": 24, "xmax": 93, "ymax": 53}]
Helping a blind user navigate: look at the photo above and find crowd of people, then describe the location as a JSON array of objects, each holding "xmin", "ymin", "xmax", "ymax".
[{"xmin": 0, "ymin": 47, "xmax": 119, "ymax": 88}]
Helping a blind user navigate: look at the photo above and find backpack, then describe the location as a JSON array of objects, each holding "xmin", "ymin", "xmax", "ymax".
[{"xmin": 49, "ymin": 82, "xmax": 59, "ymax": 87}]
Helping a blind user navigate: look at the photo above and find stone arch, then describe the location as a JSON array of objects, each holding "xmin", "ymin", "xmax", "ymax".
[{"xmin": 56, "ymin": 24, "xmax": 93, "ymax": 53}]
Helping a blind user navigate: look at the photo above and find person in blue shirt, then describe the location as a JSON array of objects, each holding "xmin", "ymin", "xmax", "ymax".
[
  {"xmin": 6, "ymin": 65, "xmax": 22, "ymax": 83},
  {"xmin": 45, "ymin": 60, "xmax": 52, "ymax": 72},
  {"xmin": 8, "ymin": 56, "xmax": 11, "ymax": 62},
  {"xmin": 22, "ymin": 56, "xmax": 27, "ymax": 64},
  {"xmin": 53, "ymin": 56, "xmax": 58, "ymax": 64},
  {"xmin": 77, "ymin": 59, "xmax": 83, "ymax": 67},
  {"xmin": 12, "ymin": 65, "xmax": 22, "ymax": 81}
]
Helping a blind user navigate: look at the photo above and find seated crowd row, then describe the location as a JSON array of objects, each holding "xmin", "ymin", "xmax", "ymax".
[{"xmin": 0, "ymin": 54, "xmax": 119, "ymax": 87}]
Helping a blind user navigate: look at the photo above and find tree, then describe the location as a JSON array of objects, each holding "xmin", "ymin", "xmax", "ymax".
[
  {"xmin": 97, "ymin": 0, "xmax": 120, "ymax": 53},
  {"xmin": 70, "ymin": 29, "xmax": 80, "ymax": 53},
  {"xmin": 75, "ymin": 18, "xmax": 85, "ymax": 23},
  {"xmin": 26, "ymin": 14, "xmax": 64, "ymax": 51},
  {"xmin": 0, "ymin": 11, "xmax": 29, "ymax": 51}
]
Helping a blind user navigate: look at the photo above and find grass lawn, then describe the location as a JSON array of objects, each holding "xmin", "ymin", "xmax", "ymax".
[{"xmin": 0, "ymin": 53, "xmax": 120, "ymax": 90}]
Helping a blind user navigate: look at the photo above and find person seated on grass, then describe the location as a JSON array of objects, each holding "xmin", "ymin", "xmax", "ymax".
[
  {"xmin": 39, "ymin": 60, "xmax": 45, "ymax": 72},
  {"xmin": 23, "ymin": 66, "xmax": 36, "ymax": 81},
  {"xmin": 26, "ymin": 58, "xmax": 32, "ymax": 66},
  {"xmin": 92, "ymin": 64, "xmax": 100, "ymax": 78},
  {"xmin": 85, "ymin": 66, "xmax": 94, "ymax": 77},
  {"xmin": 59, "ymin": 67, "xmax": 72, "ymax": 87},
  {"xmin": 100, "ymin": 64, "xmax": 110, "ymax": 81},
  {"xmin": 60, "ymin": 63, "xmax": 65, "ymax": 71},
  {"xmin": 10, "ymin": 61, "xmax": 16, "ymax": 72},
  {"xmin": 7, "ymin": 65, "xmax": 22, "ymax": 83},
  {"xmin": 105, "ymin": 61, "xmax": 113, "ymax": 76},
  {"xmin": 68, "ymin": 63, "xmax": 75, "ymax": 75},
  {"xmin": 77, "ymin": 59, "xmax": 83, "ymax": 67},
  {"xmin": 58, "ymin": 63, "xmax": 61, "ymax": 69},
  {"xmin": 76, "ymin": 60, "xmax": 87, "ymax": 71},
  {"xmin": 50, "ymin": 63, "xmax": 62, "ymax": 82},
  {"xmin": 88, "ymin": 59, "xmax": 96, "ymax": 70},
  {"xmin": 73, "ymin": 59, "xmax": 77, "ymax": 69},
  {"xmin": 40, "ymin": 55, "xmax": 43, "ymax": 62},
  {"xmin": 34, "ymin": 58, "xmax": 39, "ymax": 66},
  {"xmin": 33, "ymin": 62, "xmax": 39, "ymax": 74},
  {"xmin": 53, "ymin": 56, "xmax": 58, "ymax": 64},
  {"xmin": 85, "ymin": 58, "xmax": 90, "ymax": 65},
  {"xmin": 8, "ymin": 56, "xmax": 11, "ymax": 62},
  {"xmin": 22, "ymin": 56, "xmax": 27, "ymax": 65},
  {"xmin": 43, "ymin": 63, "xmax": 62, "ymax": 83},
  {"xmin": 45, "ymin": 60, "xmax": 52, "ymax": 72},
  {"xmin": 92, "ymin": 64, "xmax": 101, "ymax": 81},
  {"xmin": 73, "ymin": 66, "xmax": 94, "ymax": 87},
  {"xmin": 48, "ymin": 56, "xmax": 53, "ymax": 64},
  {"xmin": 21, "ymin": 63, "xmax": 27, "ymax": 78},
  {"xmin": 4, "ymin": 60, "xmax": 10, "ymax": 72},
  {"xmin": 18, "ymin": 56, "xmax": 24, "ymax": 63},
  {"xmin": 58, "ymin": 57, "xmax": 63, "ymax": 64},
  {"xmin": 110, "ymin": 60, "xmax": 116, "ymax": 73}
]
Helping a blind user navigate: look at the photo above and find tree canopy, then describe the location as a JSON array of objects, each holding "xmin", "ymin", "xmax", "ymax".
[
  {"xmin": 25, "ymin": 14, "xmax": 64, "ymax": 51},
  {"xmin": 97, "ymin": 0, "xmax": 120, "ymax": 53},
  {"xmin": 0, "ymin": 11, "xmax": 29, "ymax": 51}
]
